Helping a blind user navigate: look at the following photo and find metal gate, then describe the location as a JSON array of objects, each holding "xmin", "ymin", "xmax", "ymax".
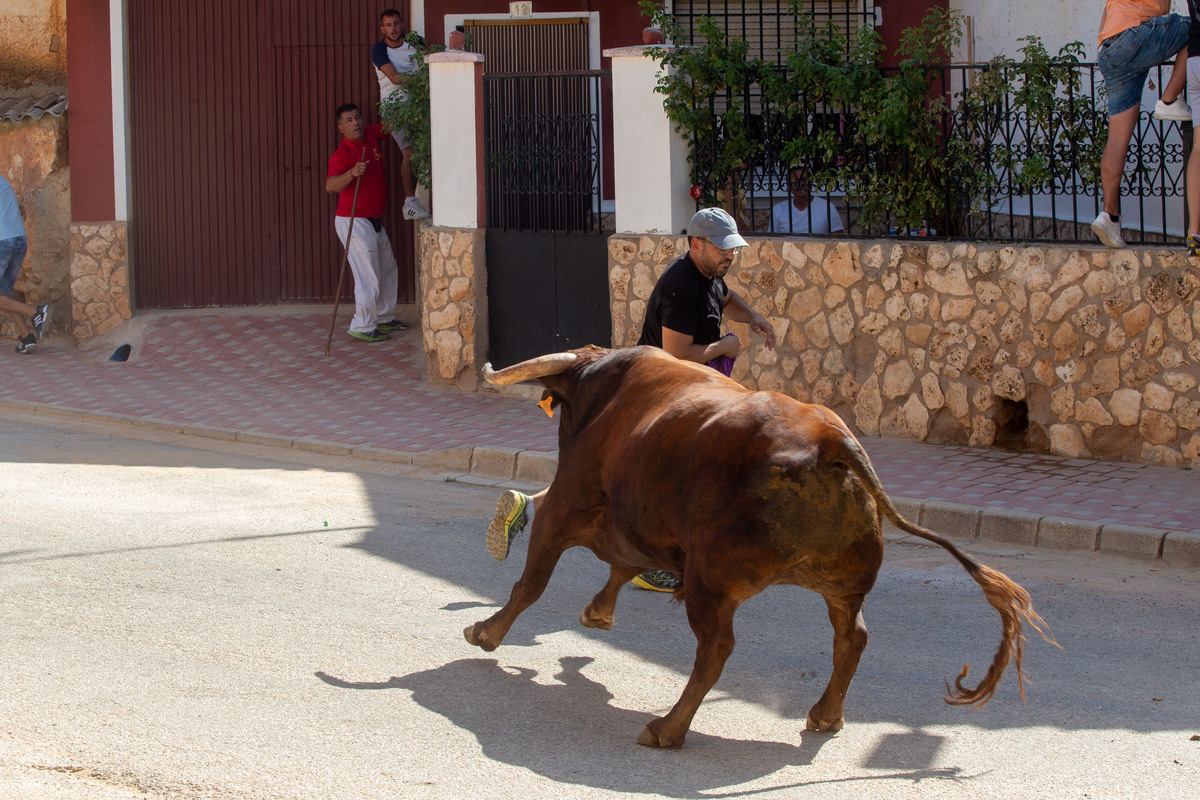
[
  {"xmin": 467, "ymin": 18, "xmax": 612, "ymax": 368},
  {"xmin": 482, "ymin": 70, "xmax": 612, "ymax": 368}
]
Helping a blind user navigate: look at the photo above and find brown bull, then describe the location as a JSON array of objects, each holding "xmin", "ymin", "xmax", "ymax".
[{"xmin": 464, "ymin": 345, "xmax": 1051, "ymax": 749}]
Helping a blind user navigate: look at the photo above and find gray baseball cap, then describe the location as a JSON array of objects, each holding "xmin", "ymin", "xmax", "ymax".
[{"xmin": 687, "ymin": 207, "xmax": 748, "ymax": 250}]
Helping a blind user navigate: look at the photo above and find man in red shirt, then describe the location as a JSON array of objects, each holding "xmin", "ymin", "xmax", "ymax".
[{"xmin": 325, "ymin": 103, "xmax": 406, "ymax": 342}]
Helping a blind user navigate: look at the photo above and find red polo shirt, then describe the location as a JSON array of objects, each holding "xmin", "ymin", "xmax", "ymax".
[{"xmin": 327, "ymin": 123, "xmax": 388, "ymax": 218}]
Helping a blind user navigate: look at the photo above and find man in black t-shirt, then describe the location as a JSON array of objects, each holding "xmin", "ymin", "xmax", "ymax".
[
  {"xmin": 638, "ymin": 207, "xmax": 775, "ymax": 374},
  {"xmin": 622, "ymin": 207, "xmax": 775, "ymax": 591}
]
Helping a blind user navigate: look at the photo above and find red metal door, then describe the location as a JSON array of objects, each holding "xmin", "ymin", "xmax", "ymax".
[{"xmin": 127, "ymin": 0, "xmax": 416, "ymax": 308}]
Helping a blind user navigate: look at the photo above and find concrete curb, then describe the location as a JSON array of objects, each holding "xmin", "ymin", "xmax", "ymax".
[{"xmin": 5, "ymin": 399, "xmax": 1197, "ymax": 568}]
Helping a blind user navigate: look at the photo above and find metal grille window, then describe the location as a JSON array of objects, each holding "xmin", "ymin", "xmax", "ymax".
[
  {"xmin": 671, "ymin": 0, "xmax": 877, "ymax": 61},
  {"xmin": 464, "ymin": 17, "xmax": 590, "ymax": 75},
  {"xmin": 483, "ymin": 71, "xmax": 610, "ymax": 232}
]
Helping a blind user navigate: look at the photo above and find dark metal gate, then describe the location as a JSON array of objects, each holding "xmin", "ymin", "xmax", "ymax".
[
  {"xmin": 479, "ymin": 67, "xmax": 613, "ymax": 368},
  {"xmin": 464, "ymin": 17, "xmax": 611, "ymax": 368}
]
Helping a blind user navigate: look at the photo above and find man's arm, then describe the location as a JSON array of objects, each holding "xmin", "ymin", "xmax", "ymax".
[
  {"xmin": 722, "ymin": 290, "xmax": 776, "ymax": 349},
  {"xmin": 661, "ymin": 327, "xmax": 740, "ymax": 363},
  {"xmin": 325, "ymin": 157, "xmax": 366, "ymax": 194},
  {"xmin": 371, "ymin": 41, "xmax": 405, "ymax": 86}
]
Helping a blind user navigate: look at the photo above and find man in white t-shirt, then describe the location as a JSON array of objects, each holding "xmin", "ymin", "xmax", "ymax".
[
  {"xmin": 769, "ymin": 165, "xmax": 843, "ymax": 235},
  {"xmin": 371, "ymin": 8, "xmax": 430, "ymax": 220}
]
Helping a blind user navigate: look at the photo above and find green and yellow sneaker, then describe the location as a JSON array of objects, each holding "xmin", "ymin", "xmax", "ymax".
[
  {"xmin": 630, "ymin": 570, "xmax": 680, "ymax": 592},
  {"xmin": 486, "ymin": 490, "xmax": 530, "ymax": 561}
]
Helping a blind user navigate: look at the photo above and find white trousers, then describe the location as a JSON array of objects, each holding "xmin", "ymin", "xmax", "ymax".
[{"xmin": 334, "ymin": 216, "xmax": 399, "ymax": 333}]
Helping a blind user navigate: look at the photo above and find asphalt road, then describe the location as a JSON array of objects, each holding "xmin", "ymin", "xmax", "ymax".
[{"xmin": 1, "ymin": 412, "xmax": 1197, "ymax": 800}]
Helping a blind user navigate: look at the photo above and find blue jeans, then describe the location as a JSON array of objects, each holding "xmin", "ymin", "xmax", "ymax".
[
  {"xmin": 1098, "ymin": 14, "xmax": 1190, "ymax": 116},
  {"xmin": 0, "ymin": 235, "xmax": 27, "ymax": 295}
]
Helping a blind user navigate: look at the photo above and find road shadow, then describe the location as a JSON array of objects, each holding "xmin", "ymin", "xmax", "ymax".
[
  {"xmin": 316, "ymin": 656, "xmax": 972, "ymax": 797},
  {"xmin": 349, "ymin": 474, "xmax": 1200, "ymax": 740}
]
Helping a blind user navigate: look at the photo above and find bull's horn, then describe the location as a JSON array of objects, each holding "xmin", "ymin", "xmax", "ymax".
[{"xmin": 482, "ymin": 353, "xmax": 577, "ymax": 385}]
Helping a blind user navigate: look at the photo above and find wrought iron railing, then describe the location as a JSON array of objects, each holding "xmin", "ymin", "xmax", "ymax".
[
  {"xmin": 687, "ymin": 61, "xmax": 1191, "ymax": 245},
  {"xmin": 672, "ymin": 0, "xmax": 877, "ymax": 62},
  {"xmin": 482, "ymin": 70, "xmax": 611, "ymax": 233}
]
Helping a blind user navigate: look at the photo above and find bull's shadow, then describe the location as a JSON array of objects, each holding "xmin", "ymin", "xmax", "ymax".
[
  {"xmin": 349, "ymin": 482, "xmax": 1200, "ymax": 740},
  {"xmin": 316, "ymin": 656, "xmax": 968, "ymax": 797}
]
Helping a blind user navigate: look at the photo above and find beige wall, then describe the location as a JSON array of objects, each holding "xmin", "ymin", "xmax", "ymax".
[
  {"xmin": 610, "ymin": 236, "xmax": 1200, "ymax": 468},
  {"xmin": 0, "ymin": 0, "xmax": 67, "ymax": 95}
]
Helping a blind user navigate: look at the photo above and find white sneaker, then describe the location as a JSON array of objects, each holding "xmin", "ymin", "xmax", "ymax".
[
  {"xmin": 402, "ymin": 197, "xmax": 431, "ymax": 220},
  {"xmin": 1091, "ymin": 212, "xmax": 1126, "ymax": 248},
  {"xmin": 1153, "ymin": 96, "xmax": 1192, "ymax": 121}
]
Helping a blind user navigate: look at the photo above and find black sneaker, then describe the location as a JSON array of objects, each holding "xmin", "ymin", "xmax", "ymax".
[
  {"xmin": 15, "ymin": 333, "xmax": 36, "ymax": 354},
  {"xmin": 376, "ymin": 319, "xmax": 407, "ymax": 332},
  {"xmin": 630, "ymin": 570, "xmax": 680, "ymax": 592},
  {"xmin": 31, "ymin": 304, "xmax": 50, "ymax": 341},
  {"xmin": 347, "ymin": 329, "xmax": 389, "ymax": 343}
]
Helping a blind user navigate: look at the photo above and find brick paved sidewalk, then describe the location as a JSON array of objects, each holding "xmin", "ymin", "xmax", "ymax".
[{"xmin": 1, "ymin": 307, "xmax": 1196, "ymax": 564}]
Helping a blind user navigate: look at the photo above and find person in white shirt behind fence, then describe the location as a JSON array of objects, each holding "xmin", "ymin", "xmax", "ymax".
[{"xmin": 768, "ymin": 164, "xmax": 844, "ymax": 236}]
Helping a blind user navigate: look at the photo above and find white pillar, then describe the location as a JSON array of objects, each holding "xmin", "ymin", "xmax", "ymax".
[
  {"xmin": 604, "ymin": 46, "xmax": 692, "ymax": 235},
  {"xmin": 426, "ymin": 51, "xmax": 485, "ymax": 229}
]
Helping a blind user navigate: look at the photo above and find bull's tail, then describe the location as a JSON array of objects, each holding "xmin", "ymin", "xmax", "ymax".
[{"xmin": 834, "ymin": 435, "xmax": 1055, "ymax": 706}]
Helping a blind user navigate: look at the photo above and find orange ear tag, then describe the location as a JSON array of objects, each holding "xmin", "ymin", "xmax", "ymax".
[{"xmin": 538, "ymin": 396, "xmax": 555, "ymax": 418}]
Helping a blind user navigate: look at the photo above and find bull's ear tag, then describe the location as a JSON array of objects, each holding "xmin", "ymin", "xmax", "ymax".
[{"xmin": 538, "ymin": 396, "xmax": 555, "ymax": 418}]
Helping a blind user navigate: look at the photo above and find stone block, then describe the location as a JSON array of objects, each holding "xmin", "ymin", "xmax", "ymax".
[
  {"xmin": 1162, "ymin": 532, "xmax": 1200, "ymax": 567},
  {"xmin": 293, "ymin": 438, "xmax": 353, "ymax": 457},
  {"xmin": 351, "ymin": 446, "xmax": 415, "ymax": 465},
  {"xmin": 1036, "ymin": 516, "xmax": 1100, "ymax": 552},
  {"xmin": 410, "ymin": 447, "xmax": 472, "ymax": 472},
  {"xmin": 469, "ymin": 446, "xmax": 521, "ymax": 479},
  {"xmin": 979, "ymin": 510, "xmax": 1039, "ymax": 546},
  {"xmin": 515, "ymin": 450, "xmax": 558, "ymax": 485},
  {"xmin": 919, "ymin": 501, "xmax": 980, "ymax": 542},
  {"xmin": 1097, "ymin": 524, "xmax": 1167, "ymax": 560},
  {"xmin": 180, "ymin": 425, "xmax": 238, "ymax": 441},
  {"xmin": 235, "ymin": 431, "xmax": 291, "ymax": 449}
]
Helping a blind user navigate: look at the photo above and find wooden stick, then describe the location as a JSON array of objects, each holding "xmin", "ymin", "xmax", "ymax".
[{"xmin": 325, "ymin": 149, "xmax": 368, "ymax": 357}]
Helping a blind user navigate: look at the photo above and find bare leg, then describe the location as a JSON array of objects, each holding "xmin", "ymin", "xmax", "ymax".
[
  {"xmin": 1101, "ymin": 106, "xmax": 1140, "ymax": 216},
  {"xmin": 638, "ymin": 588, "xmax": 739, "ymax": 748},
  {"xmin": 1164, "ymin": 47, "xmax": 1189, "ymax": 103},
  {"xmin": 0, "ymin": 299, "xmax": 33, "ymax": 338},
  {"xmin": 580, "ymin": 564, "xmax": 640, "ymax": 631},
  {"xmin": 400, "ymin": 145, "xmax": 416, "ymax": 198},
  {"xmin": 806, "ymin": 594, "xmax": 869, "ymax": 732}
]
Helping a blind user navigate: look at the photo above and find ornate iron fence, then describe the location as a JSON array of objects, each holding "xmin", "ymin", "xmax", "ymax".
[
  {"xmin": 482, "ymin": 70, "xmax": 610, "ymax": 233},
  {"xmin": 672, "ymin": 0, "xmax": 877, "ymax": 61},
  {"xmin": 688, "ymin": 61, "xmax": 1191, "ymax": 245}
]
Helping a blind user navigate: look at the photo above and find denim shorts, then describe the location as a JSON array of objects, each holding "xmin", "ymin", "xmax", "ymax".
[
  {"xmin": 1098, "ymin": 14, "xmax": 1190, "ymax": 116},
  {"xmin": 0, "ymin": 236, "xmax": 27, "ymax": 295}
]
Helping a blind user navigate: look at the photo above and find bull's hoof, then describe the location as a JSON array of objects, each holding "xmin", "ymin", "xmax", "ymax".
[
  {"xmin": 637, "ymin": 719, "xmax": 685, "ymax": 749},
  {"xmin": 805, "ymin": 713, "xmax": 844, "ymax": 733},
  {"xmin": 463, "ymin": 622, "xmax": 499, "ymax": 652},
  {"xmin": 579, "ymin": 605, "xmax": 614, "ymax": 630}
]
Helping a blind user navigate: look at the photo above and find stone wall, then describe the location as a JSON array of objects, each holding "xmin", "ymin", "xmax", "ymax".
[
  {"xmin": 610, "ymin": 236, "xmax": 1200, "ymax": 468},
  {"xmin": 0, "ymin": 114, "xmax": 70, "ymax": 341},
  {"xmin": 69, "ymin": 222, "xmax": 130, "ymax": 342},
  {"xmin": 417, "ymin": 224, "xmax": 486, "ymax": 391}
]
